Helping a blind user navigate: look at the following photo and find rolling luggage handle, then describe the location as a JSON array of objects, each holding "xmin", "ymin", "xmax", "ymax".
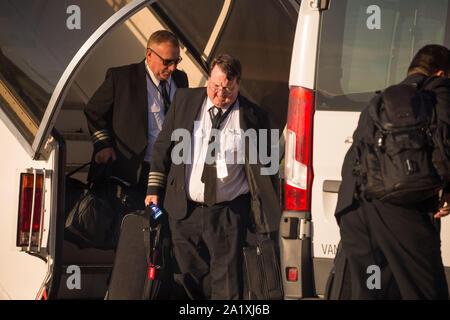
[
  {"xmin": 142, "ymin": 206, "xmax": 167, "ymax": 300},
  {"xmin": 143, "ymin": 204, "xmax": 165, "ymax": 268},
  {"xmin": 144, "ymin": 220, "xmax": 162, "ymax": 280}
]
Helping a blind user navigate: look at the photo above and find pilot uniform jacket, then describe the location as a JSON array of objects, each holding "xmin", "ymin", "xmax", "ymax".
[
  {"xmin": 147, "ymin": 87, "xmax": 281, "ymax": 234},
  {"xmin": 84, "ymin": 60, "xmax": 188, "ymax": 186}
]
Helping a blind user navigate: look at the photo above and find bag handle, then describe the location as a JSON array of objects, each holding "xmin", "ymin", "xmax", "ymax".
[{"xmin": 66, "ymin": 162, "xmax": 91, "ymax": 178}]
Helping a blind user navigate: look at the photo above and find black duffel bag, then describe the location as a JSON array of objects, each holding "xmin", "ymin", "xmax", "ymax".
[
  {"xmin": 65, "ymin": 185, "xmax": 116, "ymax": 250},
  {"xmin": 64, "ymin": 162, "xmax": 143, "ymax": 250}
]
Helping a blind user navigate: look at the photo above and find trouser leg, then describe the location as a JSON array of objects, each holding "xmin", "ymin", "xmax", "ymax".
[
  {"xmin": 203, "ymin": 199, "xmax": 248, "ymax": 300},
  {"xmin": 339, "ymin": 205, "xmax": 392, "ymax": 299},
  {"xmin": 340, "ymin": 200, "xmax": 448, "ymax": 300},
  {"xmin": 169, "ymin": 195, "xmax": 250, "ymax": 300},
  {"xmin": 169, "ymin": 207, "xmax": 210, "ymax": 299},
  {"xmin": 363, "ymin": 200, "xmax": 448, "ymax": 300}
]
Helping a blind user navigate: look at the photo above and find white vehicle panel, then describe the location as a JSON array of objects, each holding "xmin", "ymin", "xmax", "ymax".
[
  {"xmin": 288, "ymin": 1, "xmax": 320, "ymax": 89},
  {"xmin": 0, "ymin": 119, "xmax": 53, "ymax": 299},
  {"xmin": 311, "ymin": 111, "xmax": 360, "ymax": 258}
]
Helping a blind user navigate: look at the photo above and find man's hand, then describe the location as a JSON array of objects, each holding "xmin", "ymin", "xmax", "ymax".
[
  {"xmin": 434, "ymin": 192, "xmax": 450, "ymax": 219},
  {"xmin": 95, "ymin": 147, "xmax": 116, "ymax": 164},
  {"xmin": 145, "ymin": 195, "xmax": 159, "ymax": 207}
]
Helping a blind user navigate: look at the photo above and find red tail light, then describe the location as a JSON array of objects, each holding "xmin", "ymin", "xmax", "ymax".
[
  {"xmin": 287, "ymin": 267, "xmax": 298, "ymax": 281},
  {"xmin": 17, "ymin": 172, "xmax": 44, "ymax": 247},
  {"xmin": 284, "ymin": 86, "xmax": 315, "ymax": 211}
]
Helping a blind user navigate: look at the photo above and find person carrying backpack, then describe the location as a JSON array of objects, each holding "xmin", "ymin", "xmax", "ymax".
[{"xmin": 334, "ymin": 44, "xmax": 450, "ymax": 300}]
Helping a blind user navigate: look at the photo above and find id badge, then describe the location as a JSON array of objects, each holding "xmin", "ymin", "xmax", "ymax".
[
  {"xmin": 216, "ymin": 158, "xmax": 228, "ymax": 180},
  {"xmin": 150, "ymin": 203, "xmax": 163, "ymax": 220}
]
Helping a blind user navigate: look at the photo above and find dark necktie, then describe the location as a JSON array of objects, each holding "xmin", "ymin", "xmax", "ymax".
[
  {"xmin": 159, "ymin": 80, "xmax": 170, "ymax": 114},
  {"xmin": 201, "ymin": 107, "xmax": 223, "ymax": 206},
  {"xmin": 210, "ymin": 107, "xmax": 223, "ymax": 128}
]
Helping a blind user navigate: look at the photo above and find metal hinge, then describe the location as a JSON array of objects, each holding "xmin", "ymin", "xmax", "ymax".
[
  {"xmin": 309, "ymin": 0, "xmax": 330, "ymax": 11},
  {"xmin": 299, "ymin": 219, "xmax": 311, "ymax": 239}
]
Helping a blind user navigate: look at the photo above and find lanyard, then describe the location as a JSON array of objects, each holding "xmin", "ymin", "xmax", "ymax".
[
  {"xmin": 145, "ymin": 68, "xmax": 172, "ymax": 106},
  {"xmin": 208, "ymin": 99, "xmax": 237, "ymax": 130}
]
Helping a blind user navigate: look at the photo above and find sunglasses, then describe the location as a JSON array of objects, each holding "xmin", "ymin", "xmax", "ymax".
[{"xmin": 148, "ymin": 48, "xmax": 182, "ymax": 66}]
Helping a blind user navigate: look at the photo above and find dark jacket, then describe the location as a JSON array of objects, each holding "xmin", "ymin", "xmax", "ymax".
[
  {"xmin": 84, "ymin": 60, "xmax": 188, "ymax": 185},
  {"xmin": 335, "ymin": 73, "xmax": 450, "ymax": 222},
  {"xmin": 147, "ymin": 87, "xmax": 281, "ymax": 233}
]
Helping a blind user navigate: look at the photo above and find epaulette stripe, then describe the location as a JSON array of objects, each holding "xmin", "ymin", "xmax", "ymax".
[
  {"xmin": 148, "ymin": 178, "xmax": 167, "ymax": 184},
  {"xmin": 91, "ymin": 130, "xmax": 112, "ymax": 144},
  {"xmin": 148, "ymin": 176, "xmax": 166, "ymax": 182},
  {"xmin": 149, "ymin": 172, "xmax": 167, "ymax": 177},
  {"xmin": 148, "ymin": 182, "xmax": 166, "ymax": 187}
]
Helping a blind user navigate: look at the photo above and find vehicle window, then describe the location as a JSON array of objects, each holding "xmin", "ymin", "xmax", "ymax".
[
  {"xmin": 0, "ymin": 0, "xmax": 129, "ymax": 144},
  {"xmin": 213, "ymin": 0, "xmax": 297, "ymax": 130},
  {"xmin": 316, "ymin": 0, "xmax": 450, "ymax": 111}
]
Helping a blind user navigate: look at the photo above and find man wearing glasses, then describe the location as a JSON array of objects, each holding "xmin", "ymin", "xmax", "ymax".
[
  {"xmin": 84, "ymin": 30, "xmax": 188, "ymax": 221},
  {"xmin": 146, "ymin": 54, "xmax": 281, "ymax": 299}
]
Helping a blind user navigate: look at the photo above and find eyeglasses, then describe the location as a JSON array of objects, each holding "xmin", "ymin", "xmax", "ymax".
[
  {"xmin": 147, "ymin": 48, "xmax": 182, "ymax": 66},
  {"xmin": 208, "ymin": 83, "xmax": 236, "ymax": 95}
]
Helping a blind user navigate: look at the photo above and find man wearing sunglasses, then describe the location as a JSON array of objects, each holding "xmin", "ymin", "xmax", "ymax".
[{"xmin": 84, "ymin": 30, "xmax": 188, "ymax": 232}]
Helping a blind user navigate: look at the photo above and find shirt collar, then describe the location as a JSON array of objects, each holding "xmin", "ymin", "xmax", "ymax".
[
  {"xmin": 206, "ymin": 96, "xmax": 239, "ymax": 113},
  {"xmin": 206, "ymin": 97, "xmax": 223, "ymax": 113},
  {"xmin": 145, "ymin": 60, "xmax": 171, "ymax": 88}
]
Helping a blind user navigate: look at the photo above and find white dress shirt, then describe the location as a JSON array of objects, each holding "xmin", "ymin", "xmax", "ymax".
[
  {"xmin": 185, "ymin": 96, "xmax": 249, "ymax": 203},
  {"xmin": 144, "ymin": 62, "xmax": 177, "ymax": 162}
]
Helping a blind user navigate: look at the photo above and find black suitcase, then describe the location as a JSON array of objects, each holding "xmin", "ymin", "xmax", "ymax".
[
  {"xmin": 242, "ymin": 237, "xmax": 284, "ymax": 300},
  {"xmin": 106, "ymin": 209, "xmax": 180, "ymax": 300}
]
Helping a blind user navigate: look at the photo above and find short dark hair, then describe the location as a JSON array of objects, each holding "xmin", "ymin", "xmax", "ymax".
[
  {"xmin": 407, "ymin": 44, "xmax": 450, "ymax": 76},
  {"xmin": 209, "ymin": 54, "xmax": 242, "ymax": 82},
  {"xmin": 147, "ymin": 30, "xmax": 179, "ymax": 48}
]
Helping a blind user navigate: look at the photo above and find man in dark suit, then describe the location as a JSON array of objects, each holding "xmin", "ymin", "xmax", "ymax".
[
  {"xmin": 333, "ymin": 45, "xmax": 450, "ymax": 300},
  {"xmin": 145, "ymin": 54, "xmax": 281, "ymax": 299},
  {"xmin": 84, "ymin": 30, "xmax": 188, "ymax": 210}
]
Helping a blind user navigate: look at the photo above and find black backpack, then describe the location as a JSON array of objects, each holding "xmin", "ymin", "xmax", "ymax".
[{"xmin": 354, "ymin": 80, "xmax": 449, "ymax": 204}]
